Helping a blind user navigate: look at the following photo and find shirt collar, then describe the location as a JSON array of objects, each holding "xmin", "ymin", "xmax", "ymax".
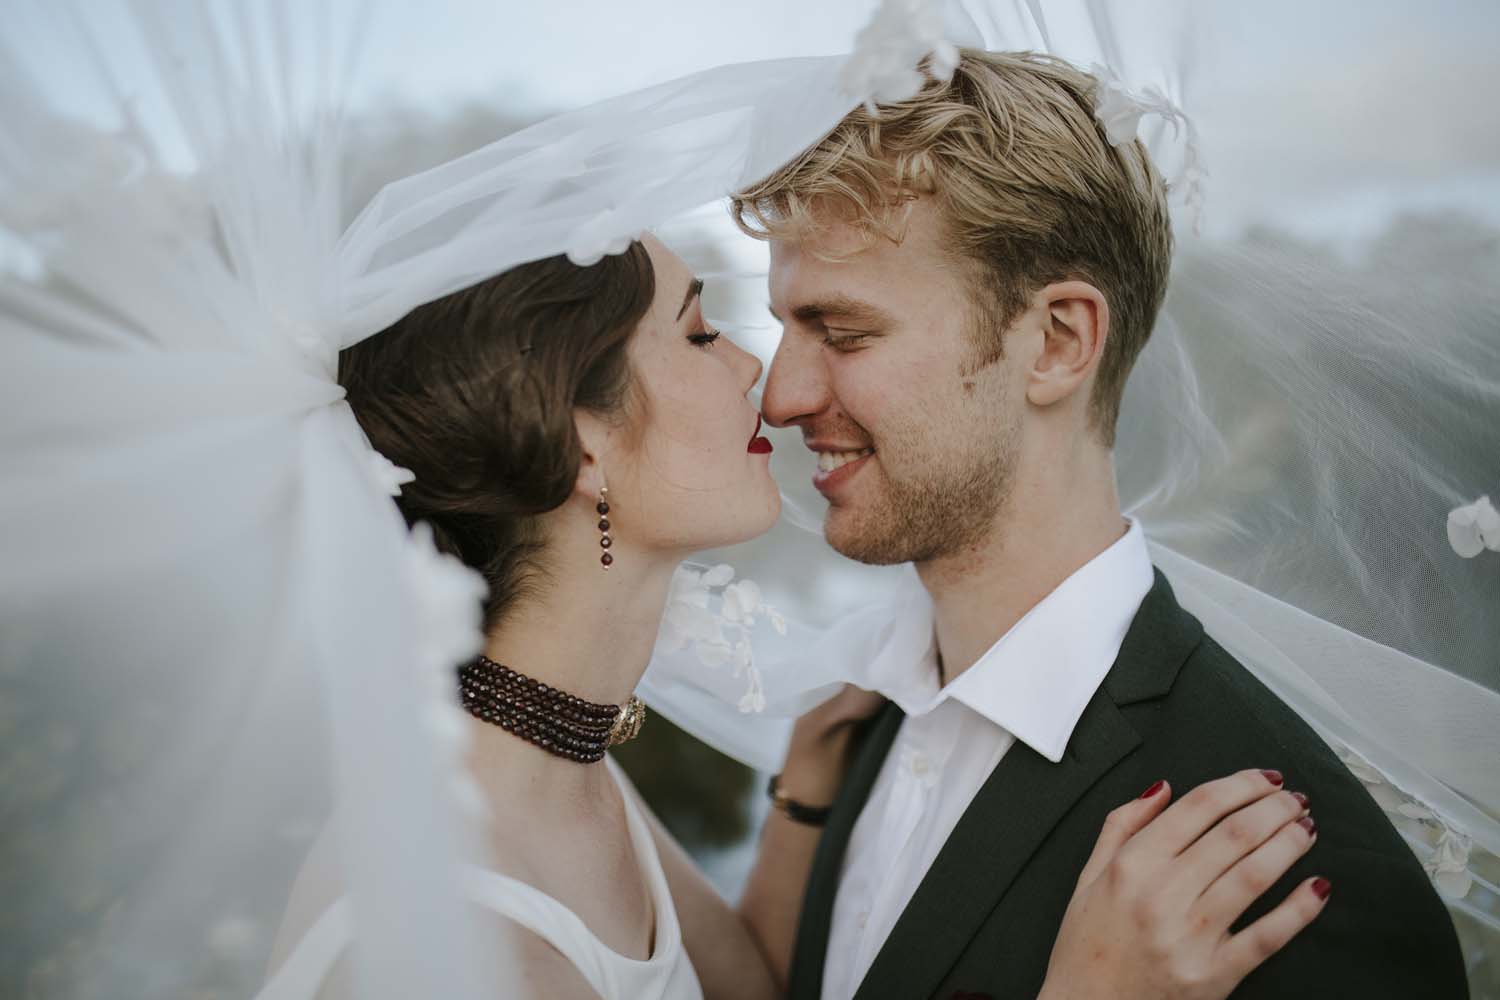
[{"xmin": 872, "ymin": 520, "xmax": 1154, "ymax": 763}]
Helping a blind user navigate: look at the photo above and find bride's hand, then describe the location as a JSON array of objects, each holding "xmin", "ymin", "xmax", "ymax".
[
  {"xmin": 1037, "ymin": 769, "xmax": 1328, "ymax": 1000},
  {"xmin": 778, "ymin": 685, "xmax": 886, "ymax": 804},
  {"xmin": 794, "ymin": 683, "xmax": 886, "ymax": 741}
]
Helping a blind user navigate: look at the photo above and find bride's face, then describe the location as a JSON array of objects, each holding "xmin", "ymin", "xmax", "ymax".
[{"xmin": 601, "ymin": 235, "xmax": 780, "ymax": 555}]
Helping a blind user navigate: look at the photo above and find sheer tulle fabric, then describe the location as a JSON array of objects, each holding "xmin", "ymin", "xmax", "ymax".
[{"xmin": 2, "ymin": 2, "xmax": 1496, "ymax": 999}]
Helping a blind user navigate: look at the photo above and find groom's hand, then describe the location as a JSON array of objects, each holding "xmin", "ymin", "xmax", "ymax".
[{"xmin": 1037, "ymin": 769, "xmax": 1330, "ymax": 1000}]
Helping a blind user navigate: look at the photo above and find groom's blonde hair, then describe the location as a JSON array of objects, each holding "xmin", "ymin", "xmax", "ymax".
[{"xmin": 732, "ymin": 50, "xmax": 1172, "ymax": 446}]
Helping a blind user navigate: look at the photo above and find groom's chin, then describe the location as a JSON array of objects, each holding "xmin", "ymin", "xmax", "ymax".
[{"xmin": 822, "ymin": 507, "xmax": 912, "ymax": 566}]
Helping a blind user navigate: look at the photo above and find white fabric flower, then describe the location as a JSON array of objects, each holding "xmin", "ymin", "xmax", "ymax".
[
  {"xmin": 721, "ymin": 579, "xmax": 762, "ymax": 624},
  {"xmin": 1397, "ymin": 801, "xmax": 1436, "ymax": 822},
  {"xmin": 1094, "ymin": 76, "xmax": 1149, "ymax": 146},
  {"xmin": 1447, "ymin": 495, "xmax": 1500, "ymax": 558},
  {"xmin": 1091, "ymin": 64, "xmax": 1180, "ymax": 147},
  {"xmin": 1426, "ymin": 828, "xmax": 1475, "ymax": 899},
  {"xmin": 1337, "ymin": 743, "xmax": 1474, "ymax": 899},
  {"xmin": 659, "ymin": 562, "xmax": 780, "ymax": 713},
  {"xmin": 737, "ymin": 671, "xmax": 767, "ymax": 714},
  {"xmin": 768, "ymin": 607, "xmax": 788, "ymax": 636},
  {"xmin": 1090, "ymin": 63, "xmax": 1208, "ymax": 234},
  {"xmin": 566, "ymin": 208, "xmax": 638, "ymax": 266},
  {"xmin": 701, "ymin": 563, "xmax": 735, "ymax": 587},
  {"xmin": 661, "ymin": 567, "xmax": 722, "ymax": 650},
  {"xmin": 368, "ymin": 450, "xmax": 416, "ymax": 497},
  {"xmin": 696, "ymin": 638, "xmax": 735, "ymax": 669},
  {"xmin": 667, "ymin": 565, "xmax": 711, "ymax": 608},
  {"xmin": 839, "ymin": 0, "xmax": 957, "ymax": 110},
  {"xmin": 665, "ymin": 601, "xmax": 724, "ymax": 648}
]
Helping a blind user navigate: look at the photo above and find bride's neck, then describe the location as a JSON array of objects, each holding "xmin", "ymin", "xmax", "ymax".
[
  {"xmin": 485, "ymin": 555, "xmax": 676, "ymax": 707},
  {"xmin": 465, "ymin": 537, "xmax": 679, "ymax": 802}
]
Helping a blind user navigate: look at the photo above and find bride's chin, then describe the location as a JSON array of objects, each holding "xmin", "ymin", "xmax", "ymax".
[{"xmin": 710, "ymin": 490, "xmax": 782, "ymax": 548}]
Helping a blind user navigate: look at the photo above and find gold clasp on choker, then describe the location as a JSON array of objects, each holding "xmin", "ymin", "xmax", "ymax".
[{"xmin": 608, "ymin": 695, "xmax": 646, "ymax": 747}]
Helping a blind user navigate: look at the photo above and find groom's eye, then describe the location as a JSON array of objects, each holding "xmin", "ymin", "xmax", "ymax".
[{"xmin": 823, "ymin": 332, "xmax": 872, "ymax": 351}]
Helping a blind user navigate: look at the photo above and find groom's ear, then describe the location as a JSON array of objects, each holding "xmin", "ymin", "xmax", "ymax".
[{"xmin": 1024, "ymin": 280, "xmax": 1110, "ymax": 411}]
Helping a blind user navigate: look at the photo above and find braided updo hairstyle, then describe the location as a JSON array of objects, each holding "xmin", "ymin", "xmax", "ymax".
[{"xmin": 338, "ymin": 242, "xmax": 656, "ymax": 629}]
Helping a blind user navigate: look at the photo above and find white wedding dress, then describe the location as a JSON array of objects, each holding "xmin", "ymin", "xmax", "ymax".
[{"xmin": 261, "ymin": 757, "xmax": 703, "ymax": 1000}]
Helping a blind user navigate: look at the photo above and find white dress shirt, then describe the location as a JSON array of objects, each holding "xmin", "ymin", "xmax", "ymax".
[{"xmin": 820, "ymin": 520, "xmax": 1154, "ymax": 1000}]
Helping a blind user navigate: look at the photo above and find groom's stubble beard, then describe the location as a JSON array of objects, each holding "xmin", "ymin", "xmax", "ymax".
[{"xmin": 823, "ymin": 369, "xmax": 1021, "ymax": 567}]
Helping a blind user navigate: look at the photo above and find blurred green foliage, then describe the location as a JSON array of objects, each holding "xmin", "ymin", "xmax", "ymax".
[{"xmin": 612, "ymin": 712, "xmax": 756, "ymax": 851}]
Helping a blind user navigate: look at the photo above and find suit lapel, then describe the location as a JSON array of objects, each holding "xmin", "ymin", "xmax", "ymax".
[
  {"xmin": 852, "ymin": 690, "xmax": 1140, "ymax": 1000},
  {"xmin": 788, "ymin": 702, "xmax": 906, "ymax": 1000},
  {"xmin": 852, "ymin": 570, "xmax": 1203, "ymax": 1000},
  {"xmin": 1103, "ymin": 570, "xmax": 1203, "ymax": 707}
]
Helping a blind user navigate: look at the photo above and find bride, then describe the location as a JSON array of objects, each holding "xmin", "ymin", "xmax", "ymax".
[{"xmin": 266, "ymin": 235, "xmax": 1329, "ymax": 999}]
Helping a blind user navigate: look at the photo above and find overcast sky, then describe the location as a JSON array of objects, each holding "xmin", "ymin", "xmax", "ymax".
[
  {"xmin": 1186, "ymin": 0, "xmax": 1500, "ymax": 241},
  {"xmin": 8, "ymin": 0, "xmax": 1498, "ymax": 250},
  {"xmin": 345, "ymin": 0, "xmax": 1500, "ymax": 245}
]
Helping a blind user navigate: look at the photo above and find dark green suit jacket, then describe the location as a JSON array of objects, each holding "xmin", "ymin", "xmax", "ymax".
[{"xmin": 789, "ymin": 571, "xmax": 1468, "ymax": 1000}]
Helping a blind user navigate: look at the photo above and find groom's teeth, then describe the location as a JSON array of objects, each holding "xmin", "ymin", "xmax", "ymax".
[{"xmin": 816, "ymin": 449, "xmax": 873, "ymax": 472}]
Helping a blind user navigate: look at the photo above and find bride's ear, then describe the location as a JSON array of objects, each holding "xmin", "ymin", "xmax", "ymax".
[{"xmin": 572, "ymin": 409, "xmax": 611, "ymax": 500}]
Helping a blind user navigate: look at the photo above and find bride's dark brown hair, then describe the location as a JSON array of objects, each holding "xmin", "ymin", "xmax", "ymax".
[{"xmin": 339, "ymin": 242, "xmax": 655, "ymax": 626}]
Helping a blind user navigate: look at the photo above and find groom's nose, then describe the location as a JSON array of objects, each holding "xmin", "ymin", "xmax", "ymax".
[{"xmin": 762, "ymin": 330, "xmax": 830, "ymax": 429}]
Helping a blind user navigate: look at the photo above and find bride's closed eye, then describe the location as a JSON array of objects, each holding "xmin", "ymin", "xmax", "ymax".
[{"xmin": 688, "ymin": 328, "xmax": 721, "ymax": 348}]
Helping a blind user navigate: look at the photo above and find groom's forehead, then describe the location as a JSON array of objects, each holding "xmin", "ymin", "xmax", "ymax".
[
  {"xmin": 767, "ymin": 231, "xmax": 957, "ymax": 325},
  {"xmin": 765, "ymin": 244, "xmax": 887, "ymax": 324}
]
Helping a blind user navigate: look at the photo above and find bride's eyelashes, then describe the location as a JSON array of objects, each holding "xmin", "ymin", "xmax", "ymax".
[{"xmin": 687, "ymin": 328, "xmax": 721, "ymax": 348}]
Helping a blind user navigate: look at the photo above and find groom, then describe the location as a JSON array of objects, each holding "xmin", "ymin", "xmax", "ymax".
[{"xmin": 734, "ymin": 52, "xmax": 1467, "ymax": 999}]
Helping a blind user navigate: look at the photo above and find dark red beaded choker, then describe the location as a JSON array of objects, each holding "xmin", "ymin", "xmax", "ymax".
[{"xmin": 457, "ymin": 655, "xmax": 645, "ymax": 763}]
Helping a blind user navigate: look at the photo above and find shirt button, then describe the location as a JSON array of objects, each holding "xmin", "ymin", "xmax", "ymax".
[
  {"xmin": 909, "ymin": 751, "xmax": 930, "ymax": 777},
  {"xmin": 856, "ymin": 911, "xmax": 869, "ymax": 930}
]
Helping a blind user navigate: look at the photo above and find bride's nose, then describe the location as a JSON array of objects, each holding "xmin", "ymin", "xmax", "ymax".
[{"xmin": 727, "ymin": 338, "xmax": 764, "ymax": 395}]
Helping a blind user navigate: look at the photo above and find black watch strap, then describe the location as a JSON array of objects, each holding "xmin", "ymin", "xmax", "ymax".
[{"xmin": 767, "ymin": 773, "xmax": 834, "ymax": 827}]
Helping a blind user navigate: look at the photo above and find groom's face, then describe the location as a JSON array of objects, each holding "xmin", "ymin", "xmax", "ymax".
[{"xmin": 763, "ymin": 198, "xmax": 1023, "ymax": 565}]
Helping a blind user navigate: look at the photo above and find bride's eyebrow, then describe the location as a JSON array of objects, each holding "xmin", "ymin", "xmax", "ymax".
[{"xmin": 677, "ymin": 277, "xmax": 704, "ymax": 321}]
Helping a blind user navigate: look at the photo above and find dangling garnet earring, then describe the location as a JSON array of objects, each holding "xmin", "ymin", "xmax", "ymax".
[{"xmin": 597, "ymin": 487, "xmax": 613, "ymax": 569}]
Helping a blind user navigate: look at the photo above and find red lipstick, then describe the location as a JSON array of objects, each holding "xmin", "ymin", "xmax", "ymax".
[{"xmin": 748, "ymin": 415, "xmax": 773, "ymax": 454}]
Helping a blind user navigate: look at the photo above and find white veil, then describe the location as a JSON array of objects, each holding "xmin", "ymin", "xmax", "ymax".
[{"xmin": 2, "ymin": 1, "xmax": 1496, "ymax": 997}]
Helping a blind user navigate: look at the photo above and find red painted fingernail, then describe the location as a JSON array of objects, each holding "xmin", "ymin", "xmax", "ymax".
[
  {"xmin": 1291, "ymin": 791, "xmax": 1310, "ymax": 810},
  {"xmin": 1261, "ymin": 769, "xmax": 1284, "ymax": 786},
  {"xmin": 1312, "ymin": 877, "xmax": 1332, "ymax": 900},
  {"xmin": 1139, "ymin": 779, "xmax": 1165, "ymax": 799},
  {"xmin": 1298, "ymin": 815, "xmax": 1317, "ymax": 837}
]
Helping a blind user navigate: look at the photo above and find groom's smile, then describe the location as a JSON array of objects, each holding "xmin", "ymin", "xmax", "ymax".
[{"xmin": 810, "ymin": 444, "xmax": 875, "ymax": 496}]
